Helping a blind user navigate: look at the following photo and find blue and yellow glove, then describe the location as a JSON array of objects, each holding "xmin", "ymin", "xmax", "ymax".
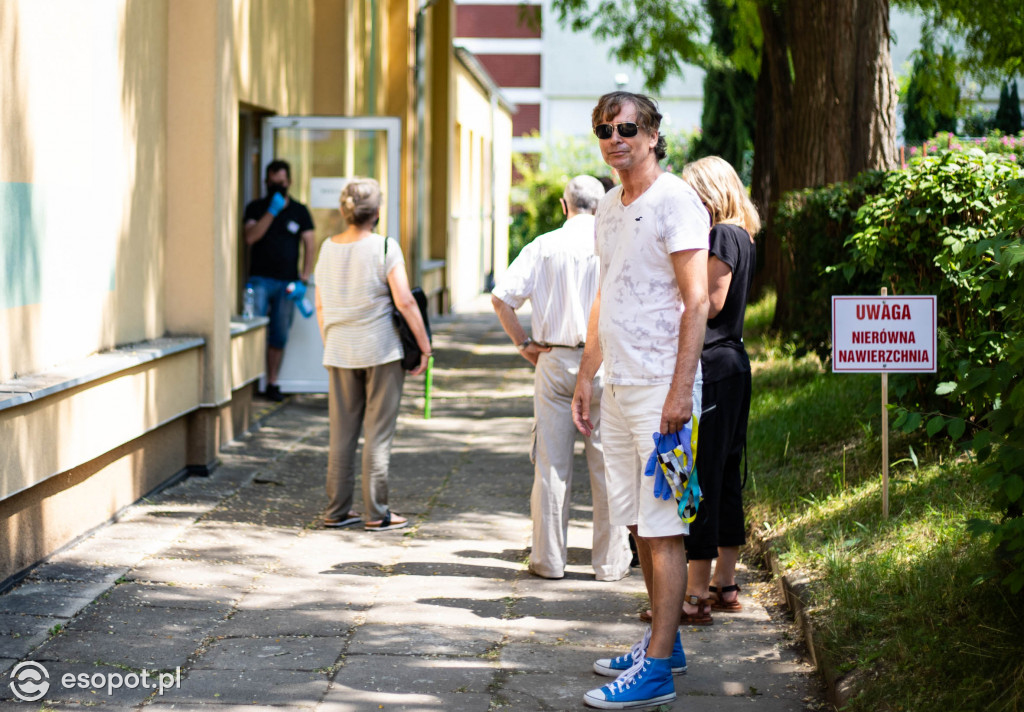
[{"xmin": 642, "ymin": 418, "xmax": 702, "ymax": 523}]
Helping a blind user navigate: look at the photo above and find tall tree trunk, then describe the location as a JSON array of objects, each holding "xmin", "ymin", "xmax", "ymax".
[{"xmin": 757, "ymin": 0, "xmax": 898, "ymax": 329}]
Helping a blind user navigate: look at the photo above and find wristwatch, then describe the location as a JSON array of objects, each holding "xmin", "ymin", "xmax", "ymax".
[{"xmin": 517, "ymin": 337, "xmax": 533, "ymax": 351}]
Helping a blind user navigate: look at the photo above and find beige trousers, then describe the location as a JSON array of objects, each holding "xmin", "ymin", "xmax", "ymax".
[
  {"xmin": 325, "ymin": 360, "xmax": 405, "ymax": 522},
  {"xmin": 530, "ymin": 348, "xmax": 632, "ymax": 580}
]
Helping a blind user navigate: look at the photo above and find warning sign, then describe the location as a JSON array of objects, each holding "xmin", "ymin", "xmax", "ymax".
[{"xmin": 831, "ymin": 295, "xmax": 937, "ymax": 373}]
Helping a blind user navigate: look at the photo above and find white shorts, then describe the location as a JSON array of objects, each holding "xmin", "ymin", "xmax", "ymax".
[{"xmin": 601, "ymin": 370, "xmax": 703, "ymax": 538}]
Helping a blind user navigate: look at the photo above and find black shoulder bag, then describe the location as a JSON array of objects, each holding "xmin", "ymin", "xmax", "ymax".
[{"xmin": 383, "ymin": 236, "xmax": 432, "ymax": 370}]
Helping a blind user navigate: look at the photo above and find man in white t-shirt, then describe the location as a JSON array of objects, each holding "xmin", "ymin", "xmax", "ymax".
[
  {"xmin": 491, "ymin": 176, "xmax": 631, "ymax": 582},
  {"xmin": 571, "ymin": 92, "xmax": 710, "ymax": 709}
]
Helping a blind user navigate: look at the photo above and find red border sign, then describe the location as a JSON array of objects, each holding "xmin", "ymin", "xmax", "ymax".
[{"xmin": 832, "ymin": 295, "xmax": 937, "ymax": 373}]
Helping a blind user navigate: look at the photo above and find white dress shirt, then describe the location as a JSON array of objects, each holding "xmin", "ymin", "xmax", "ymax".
[{"xmin": 492, "ymin": 214, "xmax": 599, "ymax": 346}]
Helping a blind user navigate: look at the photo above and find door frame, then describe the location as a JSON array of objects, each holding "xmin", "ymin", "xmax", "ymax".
[{"xmin": 260, "ymin": 115, "xmax": 402, "ymax": 239}]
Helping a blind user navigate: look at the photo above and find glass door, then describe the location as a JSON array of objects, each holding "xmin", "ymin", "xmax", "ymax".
[{"xmin": 264, "ymin": 116, "xmax": 402, "ymax": 393}]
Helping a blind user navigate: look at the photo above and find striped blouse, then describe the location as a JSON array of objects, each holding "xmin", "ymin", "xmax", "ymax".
[{"xmin": 314, "ymin": 233, "xmax": 404, "ymax": 369}]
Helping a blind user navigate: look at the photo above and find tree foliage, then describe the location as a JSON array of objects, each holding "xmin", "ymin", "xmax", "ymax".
[
  {"xmin": 690, "ymin": 0, "xmax": 755, "ymax": 182},
  {"xmin": 994, "ymin": 81, "xmax": 1023, "ymax": 136},
  {"xmin": 896, "ymin": 0, "xmax": 1024, "ymax": 82},
  {"xmin": 901, "ymin": 23, "xmax": 960, "ymax": 143}
]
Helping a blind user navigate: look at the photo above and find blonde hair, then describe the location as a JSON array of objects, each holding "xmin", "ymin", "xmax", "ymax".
[
  {"xmin": 339, "ymin": 177, "xmax": 382, "ymax": 226},
  {"xmin": 681, "ymin": 156, "xmax": 760, "ymax": 236}
]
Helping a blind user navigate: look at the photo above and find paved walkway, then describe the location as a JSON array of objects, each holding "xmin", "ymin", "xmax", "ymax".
[{"xmin": 0, "ymin": 304, "xmax": 823, "ymax": 711}]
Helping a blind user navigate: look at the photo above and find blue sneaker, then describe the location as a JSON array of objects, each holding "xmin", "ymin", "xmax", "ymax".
[
  {"xmin": 593, "ymin": 628, "xmax": 687, "ymax": 676},
  {"xmin": 584, "ymin": 654, "xmax": 676, "ymax": 709}
]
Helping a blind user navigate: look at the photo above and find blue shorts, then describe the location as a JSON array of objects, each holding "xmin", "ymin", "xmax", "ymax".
[{"xmin": 248, "ymin": 276, "xmax": 295, "ymax": 349}]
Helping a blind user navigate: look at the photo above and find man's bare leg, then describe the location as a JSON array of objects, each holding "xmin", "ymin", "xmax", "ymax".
[
  {"xmin": 267, "ymin": 346, "xmax": 284, "ymax": 386},
  {"xmin": 632, "ymin": 527, "xmax": 685, "ymax": 658}
]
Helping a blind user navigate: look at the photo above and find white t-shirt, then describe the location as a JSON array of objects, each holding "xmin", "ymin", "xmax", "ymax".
[
  {"xmin": 595, "ymin": 172, "xmax": 710, "ymax": 384},
  {"xmin": 314, "ymin": 233, "xmax": 404, "ymax": 369},
  {"xmin": 491, "ymin": 214, "xmax": 598, "ymax": 346}
]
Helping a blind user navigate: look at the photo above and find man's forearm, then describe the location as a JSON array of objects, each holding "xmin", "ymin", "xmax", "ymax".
[
  {"xmin": 491, "ymin": 294, "xmax": 527, "ymax": 345},
  {"xmin": 670, "ymin": 303, "xmax": 707, "ymax": 393},
  {"xmin": 301, "ymin": 231, "xmax": 316, "ymax": 281},
  {"xmin": 576, "ymin": 292, "xmax": 604, "ymax": 382},
  {"xmin": 244, "ymin": 214, "xmax": 273, "ymax": 245}
]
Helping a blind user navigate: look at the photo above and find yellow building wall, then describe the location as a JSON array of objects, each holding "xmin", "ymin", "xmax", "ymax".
[
  {"xmin": 491, "ymin": 107, "xmax": 513, "ymax": 286},
  {"xmin": 0, "ymin": 0, "xmax": 169, "ymax": 383},
  {"xmin": 448, "ymin": 60, "xmax": 512, "ymax": 309},
  {"xmin": 235, "ymin": 0, "xmax": 315, "ymax": 115}
]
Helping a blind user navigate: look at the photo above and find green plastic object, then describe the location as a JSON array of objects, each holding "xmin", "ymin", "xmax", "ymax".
[{"xmin": 424, "ymin": 355, "xmax": 434, "ymax": 419}]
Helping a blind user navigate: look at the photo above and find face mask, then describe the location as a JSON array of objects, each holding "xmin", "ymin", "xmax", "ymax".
[{"xmin": 268, "ymin": 182, "xmax": 288, "ymax": 196}]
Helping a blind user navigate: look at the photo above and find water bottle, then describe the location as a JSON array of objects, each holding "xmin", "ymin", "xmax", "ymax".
[
  {"xmin": 243, "ymin": 284, "xmax": 256, "ymax": 320},
  {"xmin": 286, "ymin": 281, "xmax": 315, "ymax": 318}
]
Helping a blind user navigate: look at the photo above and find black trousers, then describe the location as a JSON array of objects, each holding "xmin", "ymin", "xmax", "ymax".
[{"xmin": 683, "ymin": 370, "xmax": 751, "ymax": 560}]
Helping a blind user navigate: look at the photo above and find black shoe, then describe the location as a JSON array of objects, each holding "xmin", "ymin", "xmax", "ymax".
[{"xmin": 265, "ymin": 384, "xmax": 285, "ymax": 402}]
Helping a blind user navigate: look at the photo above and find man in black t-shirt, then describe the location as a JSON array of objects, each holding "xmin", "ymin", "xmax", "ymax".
[{"xmin": 243, "ymin": 160, "xmax": 316, "ymax": 401}]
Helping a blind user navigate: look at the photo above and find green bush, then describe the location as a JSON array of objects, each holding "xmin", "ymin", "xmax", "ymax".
[
  {"xmin": 779, "ymin": 146, "xmax": 1024, "ymax": 591},
  {"xmin": 775, "ymin": 169, "xmax": 888, "ymax": 359},
  {"xmin": 509, "ymin": 133, "xmax": 609, "ymax": 262}
]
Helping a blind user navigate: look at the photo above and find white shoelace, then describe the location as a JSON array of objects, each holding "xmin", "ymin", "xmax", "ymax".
[
  {"xmin": 609, "ymin": 652, "xmax": 648, "ymax": 692},
  {"xmin": 609, "ymin": 628, "xmax": 652, "ymax": 693},
  {"xmin": 628, "ymin": 627, "xmax": 652, "ymax": 663}
]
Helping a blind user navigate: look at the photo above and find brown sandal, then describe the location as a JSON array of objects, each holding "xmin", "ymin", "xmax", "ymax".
[
  {"xmin": 680, "ymin": 594, "xmax": 713, "ymax": 626},
  {"xmin": 710, "ymin": 584, "xmax": 743, "ymax": 612},
  {"xmin": 639, "ymin": 608, "xmax": 652, "ymax": 622}
]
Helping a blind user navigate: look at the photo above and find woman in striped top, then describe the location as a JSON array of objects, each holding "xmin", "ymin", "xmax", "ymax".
[{"xmin": 314, "ymin": 177, "xmax": 431, "ymax": 532}]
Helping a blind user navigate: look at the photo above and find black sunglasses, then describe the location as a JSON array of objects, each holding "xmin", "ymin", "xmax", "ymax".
[{"xmin": 594, "ymin": 122, "xmax": 639, "ymax": 139}]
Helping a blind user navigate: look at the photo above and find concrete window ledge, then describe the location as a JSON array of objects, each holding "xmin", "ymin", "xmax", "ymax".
[
  {"xmin": 230, "ymin": 314, "xmax": 269, "ymax": 337},
  {"xmin": 0, "ymin": 336, "xmax": 206, "ymax": 413}
]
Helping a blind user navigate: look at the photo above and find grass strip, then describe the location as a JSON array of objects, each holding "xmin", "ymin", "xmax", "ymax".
[{"xmin": 744, "ymin": 292, "xmax": 1024, "ymax": 711}]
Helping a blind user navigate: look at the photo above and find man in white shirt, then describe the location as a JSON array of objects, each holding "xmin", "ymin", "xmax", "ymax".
[
  {"xmin": 572, "ymin": 92, "xmax": 709, "ymax": 709},
  {"xmin": 491, "ymin": 176, "xmax": 631, "ymax": 583}
]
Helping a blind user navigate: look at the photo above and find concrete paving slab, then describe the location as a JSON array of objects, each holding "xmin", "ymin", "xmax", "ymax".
[
  {"xmin": 347, "ymin": 624, "xmax": 505, "ymax": 657},
  {"xmin": 48, "ymin": 538, "xmax": 165, "ymax": 568},
  {"xmin": 0, "ymin": 614, "xmax": 63, "ymax": 637},
  {"xmin": 498, "ymin": 641, "xmax": 613, "ymax": 674},
  {"xmin": 0, "ymin": 583, "xmax": 110, "ymax": 618},
  {"xmin": 26, "ymin": 562, "xmax": 128, "ymax": 584},
  {"xmin": 0, "ymin": 629, "xmax": 51, "ymax": 660},
  {"xmin": 360, "ymin": 599, "xmax": 514, "ymax": 629},
  {"xmin": 212, "ymin": 609, "xmax": 354, "ymax": 638},
  {"xmin": 125, "ymin": 559, "xmax": 261, "ymax": 589},
  {"xmin": 498, "ymin": 667, "xmax": 597, "ymax": 710},
  {"xmin": 195, "ymin": 636, "xmax": 343, "ymax": 671},
  {"xmin": 318, "ymin": 686, "xmax": 492, "ymax": 712},
  {"xmin": 333, "ymin": 655, "xmax": 497, "ymax": 696},
  {"xmin": 98, "ymin": 583, "xmax": 239, "ymax": 612},
  {"xmin": 156, "ymin": 668, "xmax": 330, "ymax": 706},
  {"xmin": 32, "ymin": 629, "xmax": 201, "ymax": 669},
  {"xmin": 66, "ymin": 602, "xmax": 227, "ymax": 635}
]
